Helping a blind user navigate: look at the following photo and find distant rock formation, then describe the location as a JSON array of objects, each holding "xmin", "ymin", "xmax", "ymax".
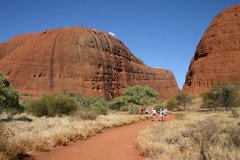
[
  {"xmin": 0, "ymin": 27, "xmax": 179, "ymax": 100},
  {"xmin": 183, "ymin": 4, "xmax": 240, "ymax": 95},
  {"xmin": 0, "ymin": 33, "xmax": 34, "ymax": 59}
]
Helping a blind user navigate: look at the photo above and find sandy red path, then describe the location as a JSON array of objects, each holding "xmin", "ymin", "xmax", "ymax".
[{"xmin": 32, "ymin": 114, "xmax": 175, "ymax": 160}]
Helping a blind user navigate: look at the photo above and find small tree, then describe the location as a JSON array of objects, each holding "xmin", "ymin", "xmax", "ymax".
[
  {"xmin": 0, "ymin": 73, "xmax": 21, "ymax": 113},
  {"xmin": 155, "ymin": 99, "xmax": 165, "ymax": 111},
  {"xmin": 201, "ymin": 80, "xmax": 239, "ymax": 110},
  {"xmin": 108, "ymin": 96, "xmax": 125, "ymax": 110},
  {"xmin": 175, "ymin": 92, "xmax": 194, "ymax": 110},
  {"xmin": 165, "ymin": 98, "xmax": 178, "ymax": 111},
  {"xmin": 112, "ymin": 85, "xmax": 159, "ymax": 110},
  {"xmin": 123, "ymin": 85, "xmax": 159, "ymax": 105},
  {"xmin": 128, "ymin": 104, "xmax": 140, "ymax": 115},
  {"xmin": 64, "ymin": 93, "xmax": 109, "ymax": 115}
]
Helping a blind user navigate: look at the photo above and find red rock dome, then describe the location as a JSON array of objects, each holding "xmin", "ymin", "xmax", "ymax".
[
  {"xmin": 183, "ymin": 4, "xmax": 240, "ymax": 95},
  {"xmin": 0, "ymin": 27, "xmax": 179, "ymax": 100}
]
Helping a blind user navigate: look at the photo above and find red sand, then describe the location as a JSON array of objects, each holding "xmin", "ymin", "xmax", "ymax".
[{"xmin": 31, "ymin": 114, "xmax": 175, "ymax": 160}]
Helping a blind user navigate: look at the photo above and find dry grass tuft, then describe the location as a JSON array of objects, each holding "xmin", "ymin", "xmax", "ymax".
[
  {"xmin": 174, "ymin": 112, "xmax": 186, "ymax": 119},
  {"xmin": 0, "ymin": 112, "xmax": 149, "ymax": 160},
  {"xmin": 137, "ymin": 110, "xmax": 240, "ymax": 160},
  {"xmin": 0, "ymin": 121, "xmax": 28, "ymax": 160},
  {"xmin": 68, "ymin": 110, "xmax": 100, "ymax": 121}
]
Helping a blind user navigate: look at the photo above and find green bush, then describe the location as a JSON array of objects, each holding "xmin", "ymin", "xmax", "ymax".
[
  {"xmin": 64, "ymin": 93, "xmax": 109, "ymax": 115},
  {"xmin": 19, "ymin": 99, "xmax": 30, "ymax": 111},
  {"xmin": 111, "ymin": 85, "xmax": 159, "ymax": 110},
  {"xmin": 0, "ymin": 73, "xmax": 21, "ymax": 114},
  {"xmin": 108, "ymin": 97, "xmax": 125, "ymax": 110},
  {"xmin": 128, "ymin": 104, "xmax": 140, "ymax": 115},
  {"xmin": 155, "ymin": 99, "xmax": 165, "ymax": 110},
  {"xmin": 165, "ymin": 98, "xmax": 178, "ymax": 111},
  {"xmin": 89, "ymin": 97, "xmax": 107, "ymax": 108},
  {"xmin": 201, "ymin": 80, "xmax": 240, "ymax": 110},
  {"xmin": 26, "ymin": 93, "xmax": 78, "ymax": 117},
  {"xmin": 175, "ymin": 92, "xmax": 194, "ymax": 110},
  {"xmin": 93, "ymin": 106, "xmax": 109, "ymax": 115},
  {"xmin": 78, "ymin": 97, "xmax": 109, "ymax": 115}
]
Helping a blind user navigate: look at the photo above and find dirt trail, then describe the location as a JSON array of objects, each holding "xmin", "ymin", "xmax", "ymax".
[{"xmin": 32, "ymin": 114, "xmax": 176, "ymax": 160}]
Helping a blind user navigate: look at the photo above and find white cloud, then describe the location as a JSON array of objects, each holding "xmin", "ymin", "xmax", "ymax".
[{"xmin": 108, "ymin": 32, "xmax": 116, "ymax": 37}]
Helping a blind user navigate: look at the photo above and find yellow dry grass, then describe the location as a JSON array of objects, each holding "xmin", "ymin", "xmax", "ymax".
[
  {"xmin": 137, "ymin": 110, "xmax": 240, "ymax": 160},
  {"xmin": 0, "ymin": 112, "xmax": 150, "ymax": 160}
]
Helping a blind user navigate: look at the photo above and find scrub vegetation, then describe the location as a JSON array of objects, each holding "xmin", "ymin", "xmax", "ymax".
[
  {"xmin": 0, "ymin": 112, "xmax": 149, "ymax": 160},
  {"xmin": 137, "ymin": 111, "xmax": 240, "ymax": 160},
  {"xmin": 1, "ymin": 71, "xmax": 240, "ymax": 160}
]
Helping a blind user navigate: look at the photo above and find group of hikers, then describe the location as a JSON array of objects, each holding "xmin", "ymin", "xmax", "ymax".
[
  {"xmin": 142, "ymin": 107, "xmax": 168, "ymax": 121},
  {"xmin": 151, "ymin": 108, "xmax": 168, "ymax": 121}
]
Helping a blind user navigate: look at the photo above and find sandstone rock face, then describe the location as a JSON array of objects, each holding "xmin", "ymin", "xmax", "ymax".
[
  {"xmin": 0, "ymin": 27, "xmax": 179, "ymax": 100},
  {"xmin": 0, "ymin": 33, "xmax": 34, "ymax": 59},
  {"xmin": 183, "ymin": 4, "xmax": 240, "ymax": 95}
]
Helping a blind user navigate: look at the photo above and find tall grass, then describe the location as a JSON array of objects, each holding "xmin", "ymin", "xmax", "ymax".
[
  {"xmin": 0, "ymin": 121, "xmax": 28, "ymax": 160},
  {"xmin": 0, "ymin": 112, "xmax": 149, "ymax": 160},
  {"xmin": 137, "ymin": 110, "xmax": 240, "ymax": 160}
]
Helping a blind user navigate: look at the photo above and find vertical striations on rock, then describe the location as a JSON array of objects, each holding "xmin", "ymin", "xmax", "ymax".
[
  {"xmin": 183, "ymin": 4, "xmax": 240, "ymax": 95},
  {"xmin": 0, "ymin": 27, "xmax": 179, "ymax": 100}
]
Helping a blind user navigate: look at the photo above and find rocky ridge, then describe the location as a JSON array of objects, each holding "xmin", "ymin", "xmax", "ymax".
[
  {"xmin": 0, "ymin": 27, "xmax": 179, "ymax": 100},
  {"xmin": 183, "ymin": 4, "xmax": 240, "ymax": 95}
]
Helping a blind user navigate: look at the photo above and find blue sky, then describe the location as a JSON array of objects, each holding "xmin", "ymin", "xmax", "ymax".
[{"xmin": 0, "ymin": 0, "xmax": 239, "ymax": 89}]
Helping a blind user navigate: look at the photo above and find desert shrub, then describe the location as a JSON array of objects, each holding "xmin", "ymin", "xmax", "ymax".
[
  {"xmin": 201, "ymin": 80, "xmax": 240, "ymax": 110},
  {"xmin": 165, "ymin": 98, "xmax": 178, "ymax": 111},
  {"xmin": 80, "ymin": 97, "xmax": 109, "ymax": 115},
  {"xmin": 64, "ymin": 92, "xmax": 89, "ymax": 108},
  {"xmin": 27, "ymin": 93, "xmax": 78, "ymax": 117},
  {"xmin": 154, "ymin": 99, "xmax": 165, "ymax": 110},
  {"xmin": 0, "ymin": 73, "xmax": 21, "ymax": 114},
  {"xmin": 108, "ymin": 97, "xmax": 125, "ymax": 110},
  {"xmin": 26, "ymin": 97, "xmax": 48, "ymax": 117},
  {"xmin": 93, "ymin": 106, "xmax": 109, "ymax": 115},
  {"xmin": 64, "ymin": 93, "xmax": 109, "ymax": 115},
  {"xmin": 175, "ymin": 92, "xmax": 194, "ymax": 110},
  {"xmin": 65, "ymin": 93, "xmax": 107, "ymax": 108},
  {"xmin": 111, "ymin": 85, "xmax": 159, "ymax": 110},
  {"xmin": 123, "ymin": 85, "xmax": 159, "ymax": 105},
  {"xmin": 87, "ymin": 97, "xmax": 107, "ymax": 109},
  {"xmin": 128, "ymin": 104, "xmax": 140, "ymax": 115},
  {"xmin": 19, "ymin": 99, "xmax": 30, "ymax": 111}
]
